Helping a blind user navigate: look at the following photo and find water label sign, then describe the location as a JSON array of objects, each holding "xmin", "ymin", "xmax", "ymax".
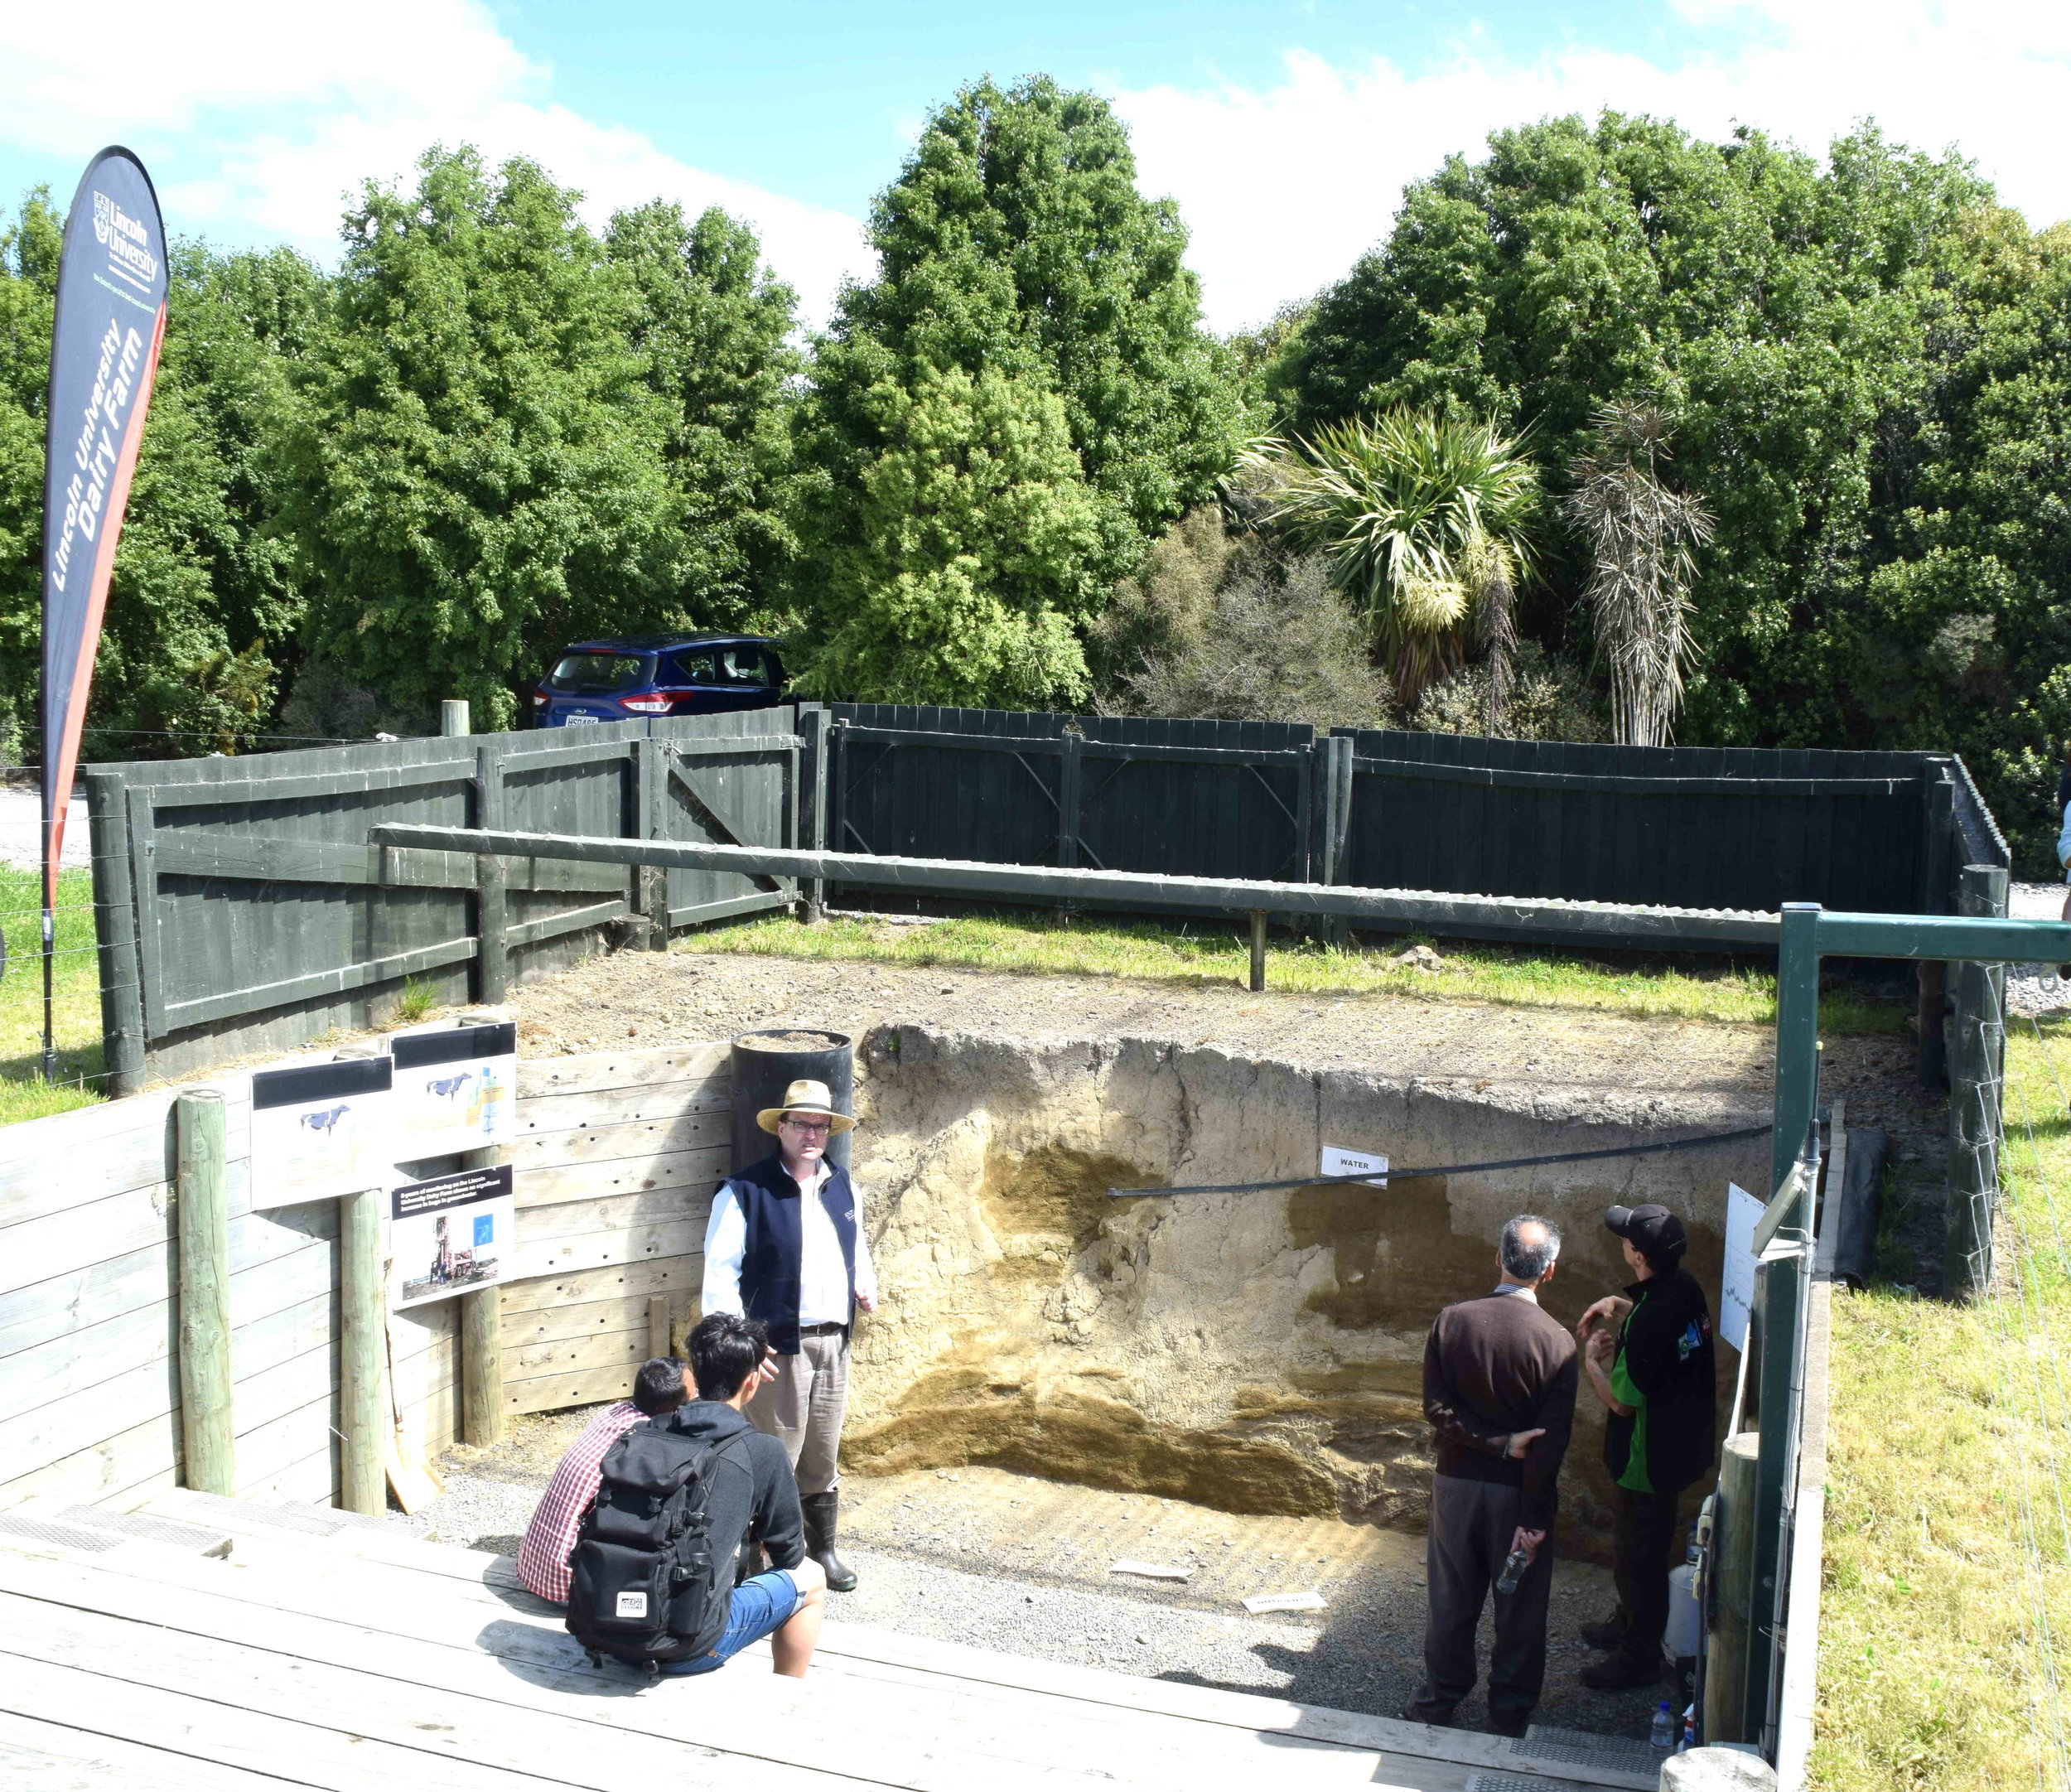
[
  {"xmin": 249, "ymin": 1055, "xmax": 393, "ymax": 1209},
  {"xmin": 389, "ymin": 1020, "xmax": 518, "ymax": 1157},
  {"xmin": 1320, "ymin": 1146, "xmax": 1389, "ymax": 1186},
  {"xmin": 390, "ymin": 1164, "xmax": 515, "ymax": 1309}
]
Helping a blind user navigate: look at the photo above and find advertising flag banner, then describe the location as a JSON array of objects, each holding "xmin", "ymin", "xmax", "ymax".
[
  {"xmin": 390, "ymin": 1165, "xmax": 515, "ymax": 1309},
  {"xmin": 38, "ymin": 147, "xmax": 169, "ymax": 1072}
]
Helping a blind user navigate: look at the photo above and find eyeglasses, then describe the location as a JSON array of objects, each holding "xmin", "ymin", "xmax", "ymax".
[{"xmin": 780, "ymin": 1117, "xmax": 833, "ymax": 1135}]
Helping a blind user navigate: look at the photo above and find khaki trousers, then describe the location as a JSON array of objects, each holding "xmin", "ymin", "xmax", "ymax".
[{"xmin": 746, "ymin": 1328, "xmax": 849, "ymax": 1496}]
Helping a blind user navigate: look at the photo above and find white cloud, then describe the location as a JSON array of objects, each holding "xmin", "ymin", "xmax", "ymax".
[
  {"xmin": 0, "ymin": 0, "xmax": 870, "ymax": 324},
  {"xmin": 1118, "ymin": 2, "xmax": 2071, "ymax": 333}
]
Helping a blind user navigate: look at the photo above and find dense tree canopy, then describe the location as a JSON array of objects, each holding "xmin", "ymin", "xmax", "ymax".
[{"xmin": 792, "ymin": 75, "xmax": 1248, "ymax": 704}]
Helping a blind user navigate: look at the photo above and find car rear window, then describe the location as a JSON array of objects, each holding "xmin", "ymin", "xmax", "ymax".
[
  {"xmin": 547, "ymin": 652, "xmax": 648, "ymax": 693},
  {"xmin": 670, "ymin": 647, "xmax": 770, "ymax": 687}
]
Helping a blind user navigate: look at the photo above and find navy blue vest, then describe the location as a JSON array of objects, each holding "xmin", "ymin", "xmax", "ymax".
[{"xmin": 723, "ymin": 1150, "xmax": 858, "ymax": 1356}]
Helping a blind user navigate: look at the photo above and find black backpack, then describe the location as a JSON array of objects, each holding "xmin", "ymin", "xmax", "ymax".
[{"xmin": 565, "ymin": 1423, "xmax": 741, "ymax": 1669}]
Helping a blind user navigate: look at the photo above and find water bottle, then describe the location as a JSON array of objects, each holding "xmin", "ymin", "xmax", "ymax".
[
  {"xmin": 1494, "ymin": 1543, "xmax": 1533, "ymax": 1596},
  {"xmin": 1649, "ymin": 1700, "xmax": 1676, "ymax": 1749}
]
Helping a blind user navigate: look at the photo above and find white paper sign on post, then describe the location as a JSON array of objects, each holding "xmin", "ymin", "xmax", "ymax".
[
  {"xmin": 1720, "ymin": 1180, "xmax": 1764, "ymax": 1353},
  {"xmin": 390, "ymin": 1164, "xmax": 515, "ymax": 1309},
  {"xmin": 388, "ymin": 1019, "xmax": 518, "ymax": 1157},
  {"xmin": 249, "ymin": 1055, "xmax": 393, "ymax": 1209},
  {"xmin": 1321, "ymin": 1146, "xmax": 1389, "ymax": 1186}
]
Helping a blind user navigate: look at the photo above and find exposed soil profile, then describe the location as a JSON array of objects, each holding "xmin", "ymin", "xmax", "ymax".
[{"xmin": 841, "ymin": 1026, "xmax": 1769, "ymax": 1558}]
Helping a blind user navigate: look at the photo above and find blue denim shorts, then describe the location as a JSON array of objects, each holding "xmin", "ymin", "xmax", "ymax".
[{"xmin": 657, "ymin": 1570, "xmax": 800, "ymax": 1675}]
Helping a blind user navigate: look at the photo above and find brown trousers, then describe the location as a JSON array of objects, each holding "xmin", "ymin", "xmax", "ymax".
[
  {"xmin": 745, "ymin": 1327, "xmax": 849, "ymax": 1496},
  {"xmin": 1416, "ymin": 1473, "xmax": 1556, "ymax": 1723}
]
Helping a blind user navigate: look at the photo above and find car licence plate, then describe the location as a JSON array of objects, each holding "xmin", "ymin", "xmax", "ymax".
[{"xmin": 562, "ymin": 712, "xmax": 600, "ymax": 725}]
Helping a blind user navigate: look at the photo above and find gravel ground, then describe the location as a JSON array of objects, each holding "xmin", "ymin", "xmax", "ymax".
[
  {"xmin": 0, "ymin": 785, "xmax": 89, "ymax": 870},
  {"xmin": 399, "ymin": 1415, "xmax": 1676, "ymax": 1739},
  {"xmin": 2008, "ymin": 882, "xmax": 2071, "ymax": 1015}
]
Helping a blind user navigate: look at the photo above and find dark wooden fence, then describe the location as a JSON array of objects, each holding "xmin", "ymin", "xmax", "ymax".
[
  {"xmin": 87, "ymin": 711, "xmax": 815, "ymax": 1091},
  {"xmin": 823, "ymin": 705, "xmax": 2006, "ymax": 939},
  {"xmin": 80, "ymin": 701, "xmax": 2009, "ymax": 1090}
]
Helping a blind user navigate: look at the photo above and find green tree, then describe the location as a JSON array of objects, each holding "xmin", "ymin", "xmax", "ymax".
[
  {"xmin": 606, "ymin": 201, "xmax": 801, "ymax": 626},
  {"xmin": 1279, "ymin": 113, "xmax": 1992, "ymax": 746},
  {"xmin": 287, "ymin": 147, "xmax": 679, "ymax": 730},
  {"xmin": 1244, "ymin": 410, "xmax": 1541, "ymax": 713},
  {"xmin": 796, "ymin": 75, "xmax": 1247, "ymax": 704}
]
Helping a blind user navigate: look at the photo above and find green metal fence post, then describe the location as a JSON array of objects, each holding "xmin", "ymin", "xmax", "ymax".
[
  {"xmin": 1944, "ymin": 862, "xmax": 2009, "ymax": 1301},
  {"xmin": 1773, "ymin": 903, "xmax": 1822, "ymax": 1222}
]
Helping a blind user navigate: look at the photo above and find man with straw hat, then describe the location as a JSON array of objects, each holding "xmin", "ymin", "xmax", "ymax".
[{"xmin": 702, "ymin": 1078, "xmax": 877, "ymax": 1592}]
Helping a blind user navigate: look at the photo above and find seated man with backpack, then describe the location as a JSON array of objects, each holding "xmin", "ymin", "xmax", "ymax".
[{"xmin": 566, "ymin": 1310, "xmax": 828, "ymax": 1678}]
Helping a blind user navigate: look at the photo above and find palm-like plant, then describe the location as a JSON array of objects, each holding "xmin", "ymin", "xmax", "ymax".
[
  {"xmin": 1562, "ymin": 402, "xmax": 1714, "ymax": 748},
  {"xmin": 1241, "ymin": 411, "xmax": 1541, "ymax": 718}
]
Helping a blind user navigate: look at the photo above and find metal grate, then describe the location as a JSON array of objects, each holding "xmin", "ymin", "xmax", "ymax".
[
  {"xmin": 268, "ymin": 1499, "xmax": 403, "ymax": 1534},
  {"xmin": 1516, "ymin": 1724, "xmax": 1668, "ymax": 1771},
  {"xmin": 0, "ymin": 1515, "xmax": 123, "ymax": 1553},
  {"xmin": 55, "ymin": 1506, "xmax": 230, "ymax": 1553},
  {"xmin": 1470, "ymin": 1775, "xmax": 1579, "ymax": 1792}
]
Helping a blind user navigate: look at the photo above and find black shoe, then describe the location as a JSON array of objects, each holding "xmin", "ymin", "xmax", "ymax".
[
  {"xmin": 1400, "ymin": 1694, "xmax": 1455, "ymax": 1727},
  {"xmin": 1579, "ymin": 1648, "xmax": 1666, "ymax": 1692},
  {"xmin": 1579, "ymin": 1616, "xmax": 1628, "ymax": 1652},
  {"xmin": 1489, "ymin": 1708, "xmax": 1532, "ymax": 1739},
  {"xmin": 800, "ymin": 1490, "xmax": 858, "ymax": 1592}
]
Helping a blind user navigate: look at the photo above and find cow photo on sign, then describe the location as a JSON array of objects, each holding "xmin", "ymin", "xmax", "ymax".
[
  {"xmin": 387, "ymin": 1019, "xmax": 518, "ymax": 1156},
  {"xmin": 249, "ymin": 1055, "xmax": 393, "ymax": 1209}
]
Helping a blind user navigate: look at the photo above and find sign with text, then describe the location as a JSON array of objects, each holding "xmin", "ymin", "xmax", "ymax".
[
  {"xmin": 388, "ymin": 1020, "xmax": 517, "ymax": 1157},
  {"xmin": 390, "ymin": 1164, "xmax": 514, "ymax": 1309},
  {"xmin": 1720, "ymin": 1180, "xmax": 1763, "ymax": 1353},
  {"xmin": 249, "ymin": 1055, "xmax": 393, "ymax": 1208},
  {"xmin": 1320, "ymin": 1145, "xmax": 1389, "ymax": 1186}
]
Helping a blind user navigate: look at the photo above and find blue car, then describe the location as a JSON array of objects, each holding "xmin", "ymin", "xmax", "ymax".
[{"xmin": 533, "ymin": 633, "xmax": 789, "ymax": 726}]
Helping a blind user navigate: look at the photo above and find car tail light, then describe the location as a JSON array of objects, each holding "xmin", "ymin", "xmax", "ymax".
[
  {"xmin": 532, "ymin": 689, "xmax": 547, "ymax": 708},
  {"xmin": 619, "ymin": 692, "xmax": 683, "ymax": 714}
]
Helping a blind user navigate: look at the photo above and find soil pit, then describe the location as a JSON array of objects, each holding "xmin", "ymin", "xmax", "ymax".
[{"xmin": 841, "ymin": 1023, "xmax": 1769, "ymax": 1555}]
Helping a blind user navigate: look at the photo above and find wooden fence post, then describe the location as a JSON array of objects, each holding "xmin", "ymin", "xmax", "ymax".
[
  {"xmin": 797, "ymin": 706, "xmax": 829, "ymax": 924},
  {"xmin": 1944, "ymin": 862, "xmax": 2008, "ymax": 1302},
  {"xmin": 1056, "ymin": 727, "xmax": 1082, "ymax": 870},
  {"xmin": 474, "ymin": 744, "xmax": 510, "ymax": 1002},
  {"xmin": 339, "ymin": 1186, "xmax": 389, "ymax": 1514},
  {"xmin": 441, "ymin": 699, "xmax": 471, "ymax": 738},
  {"xmin": 461, "ymin": 1287, "xmax": 504, "ymax": 1447},
  {"xmin": 631, "ymin": 737, "xmax": 670, "ymax": 949},
  {"xmin": 176, "ymin": 1087, "xmax": 234, "ymax": 1495},
  {"xmin": 1248, "ymin": 910, "xmax": 1267, "ymax": 993},
  {"xmin": 1703, "ymin": 1431, "xmax": 1761, "ymax": 1745},
  {"xmin": 84, "ymin": 769, "xmax": 147, "ymax": 1098}
]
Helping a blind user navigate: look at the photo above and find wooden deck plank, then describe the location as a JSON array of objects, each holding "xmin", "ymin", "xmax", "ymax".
[
  {"xmin": 0, "ymin": 1558, "xmax": 1172, "ymax": 1792},
  {"xmin": 502, "ymin": 1114, "xmax": 729, "ymax": 1172},
  {"xmin": 0, "ymin": 1711, "xmax": 309, "ymax": 1792},
  {"xmin": 0, "ymin": 1583, "xmax": 862, "ymax": 1792},
  {"xmin": 515, "ymin": 1043, "xmax": 729, "ymax": 1099},
  {"xmin": 514, "ymin": 1150, "xmax": 725, "ymax": 1210},
  {"xmin": 512, "ymin": 1220, "xmax": 700, "ymax": 1281},
  {"xmin": 513, "ymin": 1079, "xmax": 727, "ymax": 1133},
  {"xmin": 496, "ymin": 1253, "xmax": 700, "ymax": 1316}
]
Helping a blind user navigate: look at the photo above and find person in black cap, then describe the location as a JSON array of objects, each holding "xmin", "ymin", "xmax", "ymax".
[{"xmin": 1573, "ymin": 1201, "xmax": 1716, "ymax": 1691}]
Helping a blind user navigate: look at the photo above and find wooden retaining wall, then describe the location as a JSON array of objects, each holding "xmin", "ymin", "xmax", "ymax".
[{"xmin": 0, "ymin": 1039, "xmax": 733, "ymax": 1510}]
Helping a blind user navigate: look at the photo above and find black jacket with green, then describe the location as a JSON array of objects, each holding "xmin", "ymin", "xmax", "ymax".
[{"xmin": 1602, "ymin": 1265, "xmax": 1717, "ymax": 1498}]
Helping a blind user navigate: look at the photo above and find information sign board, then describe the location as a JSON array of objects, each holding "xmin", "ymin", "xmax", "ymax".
[
  {"xmin": 390, "ymin": 1164, "xmax": 515, "ymax": 1310},
  {"xmin": 388, "ymin": 1020, "xmax": 518, "ymax": 1157},
  {"xmin": 249, "ymin": 1055, "xmax": 392, "ymax": 1209}
]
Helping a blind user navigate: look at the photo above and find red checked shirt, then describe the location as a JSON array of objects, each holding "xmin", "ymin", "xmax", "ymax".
[{"xmin": 515, "ymin": 1401, "xmax": 647, "ymax": 1602}]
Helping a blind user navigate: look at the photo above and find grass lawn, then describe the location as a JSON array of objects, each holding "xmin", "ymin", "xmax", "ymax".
[
  {"xmin": 1817, "ymin": 1018, "xmax": 2071, "ymax": 1789},
  {"xmin": 683, "ymin": 908, "xmax": 1910, "ymax": 1034},
  {"xmin": 0, "ymin": 864, "xmax": 107, "ymax": 1125}
]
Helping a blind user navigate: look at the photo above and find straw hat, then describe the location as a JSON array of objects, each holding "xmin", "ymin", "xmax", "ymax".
[{"xmin": 756, "ymin": 1078, "xmax": 857, "ymax": 1136}]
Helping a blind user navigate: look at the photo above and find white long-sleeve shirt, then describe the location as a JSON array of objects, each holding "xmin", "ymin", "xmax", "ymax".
[{"xmin": 701, "ymin": 1160, "xmax": 877, "ymax": 1326}]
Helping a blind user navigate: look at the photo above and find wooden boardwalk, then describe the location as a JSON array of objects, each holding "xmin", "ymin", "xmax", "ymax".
[{"xmin": 0, "ymin": 1493, "xmax": 1655, "ymax": 1792}]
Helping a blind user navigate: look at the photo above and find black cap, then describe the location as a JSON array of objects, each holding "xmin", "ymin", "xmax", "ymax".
[{"xmin": 1605, "ymin": 1202, "xmax": 1687, "ymax": 1268}]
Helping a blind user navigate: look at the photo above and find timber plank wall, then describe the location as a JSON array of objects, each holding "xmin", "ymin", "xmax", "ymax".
[
  {"xmin": 0, "ymin": 1039, "xmax": 733, "ymax": 1509},
  {"xmin": 84, "ymin": 710, "xmax": 816, "ymax": 1093}
]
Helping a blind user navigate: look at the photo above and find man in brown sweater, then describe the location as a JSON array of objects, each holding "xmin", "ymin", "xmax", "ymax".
[{"xmin": 1406, "ymin": 1215, "xmax": 1580, "ymax": 1736}]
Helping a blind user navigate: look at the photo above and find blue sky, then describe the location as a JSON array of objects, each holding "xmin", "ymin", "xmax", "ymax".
[{"xmin": 6, "ymin": 2, "xmax": 2067, "ymax": 331}]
